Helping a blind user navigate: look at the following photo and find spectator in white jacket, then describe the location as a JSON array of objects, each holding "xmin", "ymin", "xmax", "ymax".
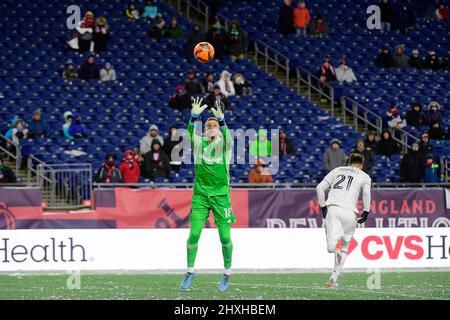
[
  {"xmin": 100, "ymin": 62, "xmax": 117, "ymax": 81},
  {"xmin": 216, "ymin": 70, "xmax": 235, "ymax": 97},
  {"xmin": 335, "ymin": 58, "xmax": 357, "ymax": 84},
  {"xmin": 140, "ymin": 124, "xmax": 164, "ymax": 155}
]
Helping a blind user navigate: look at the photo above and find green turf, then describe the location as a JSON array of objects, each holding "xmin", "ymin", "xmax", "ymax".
[{"xmin": 0, "ymin": 272, "xmax": 449, "ymax": 300}]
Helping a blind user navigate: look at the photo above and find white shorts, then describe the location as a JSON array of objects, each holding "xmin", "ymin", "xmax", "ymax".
[{"xmin": 325, "ymin": 205, "xmax": 357, "ymax": 245}]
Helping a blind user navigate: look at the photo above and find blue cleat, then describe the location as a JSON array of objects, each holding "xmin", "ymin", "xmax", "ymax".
[
  {"xmin": 218, "ymin": 274, "xmax": 230, "ymax": 292},
  {"xmin": 180, "ymin": 272, "xmax": 196, "ymax": 289}
]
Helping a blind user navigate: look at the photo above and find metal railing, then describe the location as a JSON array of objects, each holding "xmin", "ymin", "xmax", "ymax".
[
  {"xmin": 441, "ymin": 156, "xmax": 449, "ymax": 182},
  {"xmin": 172, "ymin": 0, "xmax": 210, "ymax": 30},
  {"xmin": 0, "ymin": 133, "xmax": 21, "ymax": 177},
  {"xmin": 254, "ymin": 40, "xmax": 290, "ymax": 84},
  {"xmin": 297, "ymin": 65, "xmax": 335, "ymax": 114},
  {"xmin": 340, "ymin": 97, "xmax": 383, "ymax": 133}
]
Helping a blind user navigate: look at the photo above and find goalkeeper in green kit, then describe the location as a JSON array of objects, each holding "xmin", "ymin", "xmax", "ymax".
[{"xmin": 180, "ymin": 97, "xmax": 236, "ymax": 292}]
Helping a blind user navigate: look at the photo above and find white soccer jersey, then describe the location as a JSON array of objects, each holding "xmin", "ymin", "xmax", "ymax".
[{"xmin": 322, "ymin": 166, "xmax": 372, "ymax": 213}]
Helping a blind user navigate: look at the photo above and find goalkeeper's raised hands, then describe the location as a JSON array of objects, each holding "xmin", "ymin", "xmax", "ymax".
[
  {"xmin": 211, "ymin": 100, "xmax": 224, "ymax": 121},
  {"xmin": 191, "ymin": 97, "xmax": 208, "ymax": 118}
]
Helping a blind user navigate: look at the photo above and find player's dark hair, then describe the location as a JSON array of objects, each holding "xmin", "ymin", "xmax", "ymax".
[{"xmin": 348, "ymin": 153, "xmax": 364, "ymax": 165}]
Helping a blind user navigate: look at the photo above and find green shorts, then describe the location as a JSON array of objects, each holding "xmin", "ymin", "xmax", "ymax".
[{"xmin": 190, "ymin": 193, "xmax": 237, "ymax": 226}]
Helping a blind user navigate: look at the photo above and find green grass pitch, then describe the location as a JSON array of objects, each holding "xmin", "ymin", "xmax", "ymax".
[{"xmin": 0, "ymin": 272, "xmax": 449, "ymax": 300}]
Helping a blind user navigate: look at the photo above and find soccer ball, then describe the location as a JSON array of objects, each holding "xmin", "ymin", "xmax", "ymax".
[{"xmin": 193, "ymin": 42, "xmax": 215, "ymax": 63}]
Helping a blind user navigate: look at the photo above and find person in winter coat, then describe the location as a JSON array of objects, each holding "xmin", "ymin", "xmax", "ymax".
[
  {"xmin": 206, "ymin": 85, "xmax": 231, "ymax": 111},
  {"xmin": 408, "ymin": 49, "xmax": 424, "ymax": 69},
  {"xmin": 385, "ymin": 104, "xmax": 407, "ymax": 131},
  {"xmin": 201, "ymin": 72, "xmax": 216, "ymax": 94},
  {"xmin": 0, "ymin": 156, "xmax": 17, "ymax": 184},
  {"xmin": 140, "ymin": 124, "xmax": 164, "ymax": 155},
  {"xmin": 377, "ymin": 130, "xmax": 400, "ymax": 157},
  {"xmin": 400, "ymin": 142, "xmax": 424, "ymax": 182},
  {"xmin": 78, "ymin": 53, "xmax": 100, "ymax": 81},
  {"xmin": 148, "ymin": 15, "xmax": 165, "ymax": 41},
  {"xmin": 76, "ymin": 11, "xmax": 95, "ymax": 53},
  {"xmin": 168, "ymin": 85, "xmax": 191, "ymax": 110},
  {"xmin": 406, "ymin": 102, "xmax": 425, "ymax": 127},
  {"xmin": 335, "ymin": 58, "xmax": 357, "ymax": 84},
  {"xmin": 100, "ymin": 62, "xmax": 117, "ymax": 82},
  {"xmin": 186, "ymin": 24, "xmax": 206, "ymax": 60},
  {"xmin": 93, "ymin": 16, "xmax": 110, "ymax": 53},
  {"xmin": 393, "ymin": 44, "xmax": 409, "ymax": 68},
  {"xmin": 125, "ymin": 3, "xmax": 140, "ymax": 19},
  {"xmin": 28, "ymin": 109, "xmax": 50, "ymax": 139},
  {"xmin": 142, "ymin": 140, "xmax": 171, "ymax": 179},
  {"xmin": 425, "ymin": 50, "xmax": 441, "ymax": 71},
  {"xmin": 379, "ymin": 0, "xmax": 394, "ymax": 32},
  {"xmin": 207, "ymin": 18, "xmax": 226, "ymax": 59},
  {"xmin": 424, "ymin": 101, "xmax": 443, "ymax": 125},
  {"xmin": 324, "ymin": 138, "xmax": 346, "ymax": 171},
  {"xmin": 317, "ymin": 57, "xmax": 336, "ymax": 95},
  {"xmin": 5, "ymin": 118, "xmax": 28, "ymax": 146},
  {"xmin": 231, "ymin": 73, "xmax": 252, "ymax": 96},
  {"xmin": 62, "ymin": 111, "xmax": 74, "ymax": 140},
  {"xmin": 424, "ymin": 154, "xmax": 440, "ymax": 183},
  {"xmin": 374, "ymin": 45, "xmax": 394, "ymax": 68},
  {"xmin": 216, "ymin": 70, "xmax": 235, "ymax": 98},
  {"xmin": 248, "ymin": 159, "xmax": 273, "ymax": 183},
  {"xmin": 183, "ymin": 69, "xmax": 204, "ymax": 98},
  {"xmin": 279, "ymin": 0, "xmax": 294, "ymax": 36},
  {"xmin": 68, "ymin": 114, "xmax": 87, "ymax": 139},
  {"xmin": 62, "ymin": 59, "xmax": 78, "ymax": 81},
  {"xmin": 350, "ymin": 139, "xmax": 375, "ymax": 173},
  {"xmin": 419, "ymin": 133, "xmax": 434, "ymax": 157},
  {"xmin": 119, "ymin": 150, "xmax": 141, "ymax": 183},
  {"xmin": 166, "ymin": 17, "xmax": 183, "ymax": 39},
  {"xmin": 141, "ymin": 0, "xmax": 158, "ymax": 19},
  {"xmin": 163, "ymin": 126, "xmax": 182, "ymax": 173},
  {"xmin": 293, "ymin": 0, "xmax": 311, "ymax": 37},
  {"xmin": 226, "ymin": 20, "xmax": 247, "ymax": 61},
  {"xmin": 364, "ymin": 131, "xmax": 378, "ymax": 154},
  {"xmin": 278, "ymin": 129, "xmax": 295, "ymax": 158},
  {"xmin": 428, "ymin": 121, "xmax": 447, "ymax": 140},
  {"xmin": 308, "ymin": 15, "xmax": 329, "ymax": 36},
  {"xmin": 95, "ymin": 154, "xmax": 123, "ymax": 183}
]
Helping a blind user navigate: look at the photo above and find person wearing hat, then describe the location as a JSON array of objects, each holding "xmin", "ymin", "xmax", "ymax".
[
  {"xmin": 140, "ymin": 124, "xmax": 164, "ymax": 155},
  {"xmin": 68, "ymin": 114, "xmax": 87, "ymax": 139},
  {"xmin": 217, "ymin": 70, "xmax": 235, "ymax": 98},
  {"xmin": 393, "ymin": 44, "xmax": 409, "ymax": 68},
  {"xmin": 419, "ymin": 133, "xmax": 434, "ymax": 158},
  {"xmin": 95, "ymin": 154, "xmax": 123, "ymax": 183},
  {"xmin": 324, "ymin": 138, "xmax": 347, "ymax": 171},
  {"xmin": 142, "ymin": 139, "xmax": 171, "ymax": 179},
  {"xmin": 406, "ymin": 102, "xmax": 425, "ymax": 127},
  {"xmin": 62, "ymin": 111, "xmax": 74, "ymax": 140},
  {"xmin": 100, "ymin": 62, "xmax": 117, "ymax": 82},
  {"xmin": 119, "ymin": 150, "xmax": 141, "ymax": 183},
  {"xmin": 168, "ymin": 85, "xmax": 191, "ymax": 110},
  {"xmin": 248, "ymin": 158, "xmax": 273, "ymax": 183},
  {"xmin": 183, "ymin": 69, "xmax": 204, "ymax": 98},
  {"xmin": 0, "ymin": 155, "xmax": 17, "ymax": 184},
  {"xmin": 377, "ymin": 129, "xmax": 400, "ymax": 157},
  {"xmin": 28, "ymin": 109, "xmax": 50, "ymax": 139},
  {"xmin": 400, "ymin": 142, "xmax": 424, "ymax": 183},
  {"xmin": 408, "ymin": 49, "xmax": 424, "ymax": 69},
  {"xmin": 62, "ymin": 59, "xmax": 78, "ymax": 81},
  {"xmin": 335, "ymin": 58, "xmax": 357, "ymax": 84},
  {"xmin": 78, "ymin": 52, "xmax": 100, "ymax": 81},
  {"xmin": 425, "ymin": 101, "xmax": 443, "ymax": 125},
  {"xmin": 206, "ymin": 84, "xmax": 230, "ymax": 110},
  {"xmin": 374, "ymin": 45, "xmax": 394, "ymax": 69},
  {"xmin": 425, "ymin": 50, "xmax": 441, "ymax": 71}
]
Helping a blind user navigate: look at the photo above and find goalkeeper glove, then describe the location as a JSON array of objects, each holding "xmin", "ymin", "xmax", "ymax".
[
  {"xmin": 358, "ymin": 211, "xmax": 370, "ymax": 224},
  {"xmin": 321, "ymin": 206, "xmax": 328, "ymax": 219},
  {"xmin": 211, "ymin": 100, "xmax": 224, "ymax": 121},
  {"xmin": 191, "ymin": 97, "xmax": 208, "ymax": 119}
]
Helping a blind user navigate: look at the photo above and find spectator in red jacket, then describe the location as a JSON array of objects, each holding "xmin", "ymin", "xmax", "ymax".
[
  {"xmin": 293, "ymin": 1, "xmax": 311, "ymax": 37},
  {"xmin": 119, "ymin": 150, "xmax": 141, "ymax": 183}
]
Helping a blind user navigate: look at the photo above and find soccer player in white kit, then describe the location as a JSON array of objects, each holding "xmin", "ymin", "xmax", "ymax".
[{"xmin": 316, "ymin": 153, "xmax": 371, "ymax": 288}]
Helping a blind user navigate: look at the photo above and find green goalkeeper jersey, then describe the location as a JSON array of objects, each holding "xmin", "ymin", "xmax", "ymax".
[{"xmin": 187, "ymin": 120, "xmax": 233, "ymax": 197}]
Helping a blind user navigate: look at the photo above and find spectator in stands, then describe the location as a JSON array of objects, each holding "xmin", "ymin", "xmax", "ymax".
[
  {"xmin": 419, "ymin": 133, "xmax": 434, "ymax": 157},
  {"xmin": 183, "ymin": 69, "xmax": 204, "ymax": 98},
  {"xmin": 186, "ymin": 24, "xmax": 206, "ymax": 60},
  {"xmin": 278, "ymin": 129, "xmax": 294, "ymax": 158},
  {"xmin": 148, "ymin": 15, "xmax": 165, "ymax": 41},
  {"xmin": 374, "ymin": 45, "xmax": 394, "ymax": 68},
  {"xmin": 393, "ymin": 44, "xmax": 409, "ymax": 68},
  {"xmin": 308, "ymin": 15, "xmax": 329, "ymax": 37},
  {"xmin": 5, "ymin": 117, "xmax": 28, "ymax": 146},
  {"xmin": 351, "ymin": 139, "xmax": 375, "ymax": 173},
  {"xmin": 141, "ymin": 0, "xmax": 158, "ymax": 19},
  {"xmin": 142, "ymin": 140, "xmax": 171, "ymax": 180},
  {"xmin": 217, "ymin": 70, "xmax": 235, "ymax": 98},
  {"xmin": 125, "ymin": 3, "xmax": 140, "ymax": 20},
  {"xmin": 435, "ymin": 3, "xmax": 449, "ymax": 21},
  {"xmin": 424, "ymin": 50, "xmax": 441, "ymax": 71},
  {"xmin": 425, "ymin": 101, "xmax": 443, "ymax": 125},
  {"xmin": 406, "ymin": 102, "xmax": 425, "ymax": 127},
  {"xmin": 379, "ymin": 0, "xmax": 394, "ymax": 32},
  {"xmin": 76, "ymin": 11, "xmax": 95, "ymax": 53},
  {"xmin": 95, "ymin": 154, "xmax": 123, "ymax": 183},
  {"xmin": 207, "ymin": 18, "xmax": 226, "ymax": 59},
  {"xmin": 364, "ymin": 131, "xmax": 378, "ymax": 154},
  {"xmin": 206, "ymin": 85, "xmax": 231, "ymax": 111},
  {"xmin": 201, "ymin": 72, "xmax": 216, "ymax": 94},
  {"xmin": 428, "ymin": 121, "xmax": 448, "ymax": 140},
  {"xmin": 119, "ymin": 150, "xmax": 141, "ymax": 183},
  {"xmin": 0, "ymin": 156, "xmax": 17, "ymax": 184},
  {"xmin": 293, "ymin": 1, "xmax": 311, "ymax": 37},
  {"xmin": 377, "ymin": 130, "xmax": 400, "ymax": 157},
  {"xmin": 424, "ymin": 154, "xmax": 440, "ymax": 183},
  {"xmin": 317, "ymin": 57, "xmax": 336, "ymax": 92},
  {"xmin": 250, "ymin": 129, "xmax": 272, "ymax": 158},
  {"xmin": 396, "ymin": 0, "xmax": 417, "ymax": 35},
  {"xmin": 335, "ymin": 58, "xmax": 357, "ymax": 84},
  {"xmin": 28, "ymin": 109, "xmax": 50, "ymax": 139},
  {"xmin": 278, "ymin": 0, "xmax": 294, "ymax": 37},
  {"xmin": 166, "ymin": 17, "xmax": 183, "ymax": 39},
  {"xmin": 169, "ymin": 85, "xmax": 191, "ymax": 110},
  {"xmin": 140, "ymin": 124, "xmax": 164, "ymax": 155},
  {"xmin": 93, "ymin": 17, "xmax": 110, "ymax": 53},
  {"xmin": 408, "ymin": 49, "xmax": 424, "ymax": 69},
  {"xmin": 100, "ymin": 62, "xmax": 117, "ymax": 82},
  {"xmin": 78, "ymin": 53, "xmax": 100, "ymax": 81},
  {"xmin": 163, "ymin": 126, "xmax": 182, "ymax": 173},
  {"xmin": 324, "ymin": 138, "xmax": 346, "ymax": 171},
  {"xmin": 400, "ymin": 142, "xmax": 424, "ymax": 182},
  {"xmin": 62, "ymin": 59, "xmax": 78, "ymax": 82},
  {"xmin": 248, "ymin": 159, "xmax": 273, "ymax": 183},
  {"xmin": 69, "ymin": 114, "xmax": 87, "ymax": 139},
  {"xmin": 62, "ymin": 111, "xmax": 74, "ymax": 140},
  {"xmin": 385, "ymin": 104, "xmax": 407, "ymax": 131},
  {"xmin": 227, "ymin": 20, "xmax": 247, "ymax": 61},
  {"xmin": 231, "ymin": 73, "xmax": 252, "ymax": 96}
]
